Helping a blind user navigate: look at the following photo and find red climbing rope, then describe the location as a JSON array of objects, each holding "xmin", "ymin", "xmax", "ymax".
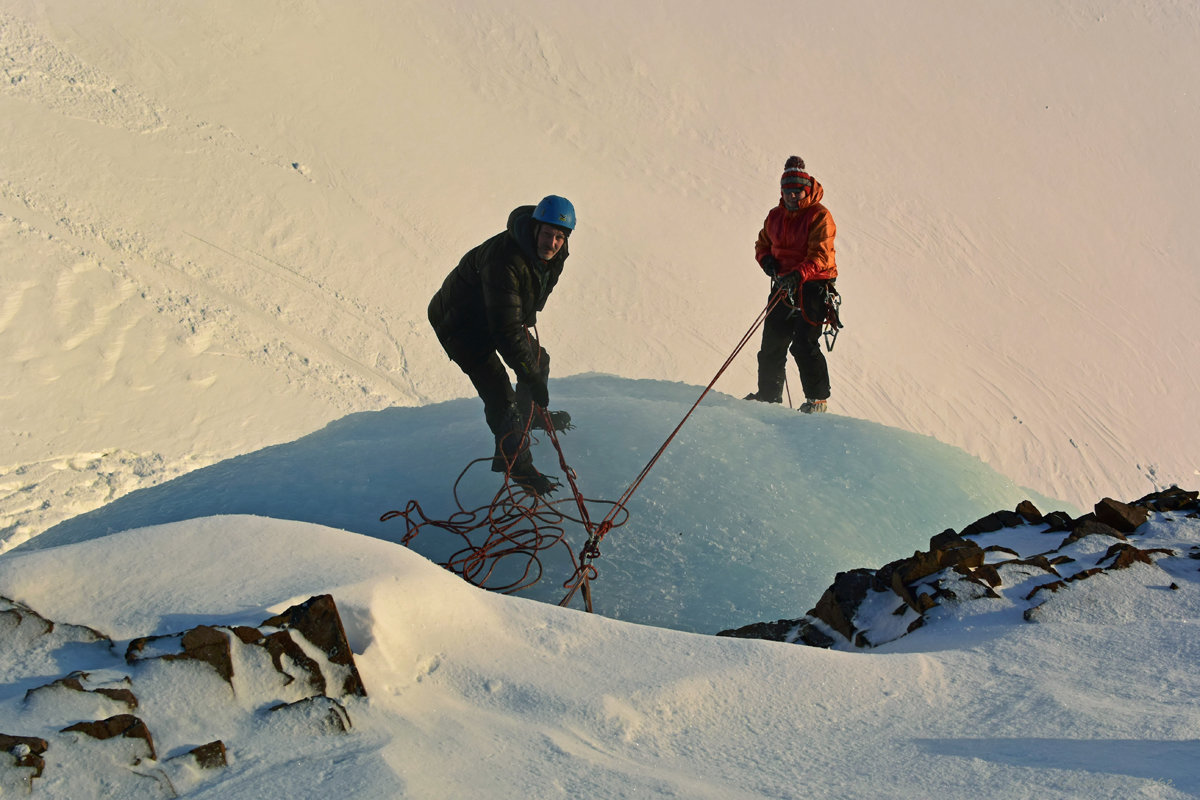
[
  {"xmin": 555, "ymin": 290, "xmax": 787, "ymax": 606},
  {"xmin": 380, "ymin": 407, "xmax": 629, "ymax": 600},
  {"xmin": 382, "ymin": 291, "xmax": 786, "ymax": 613}
]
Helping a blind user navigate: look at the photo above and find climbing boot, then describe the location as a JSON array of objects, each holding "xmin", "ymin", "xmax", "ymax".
[
  {"xmin": 528, "ymin": 409, "xmax": 573, "ymax": 432},
  {"xmin": 799, "ymin": 399, "xmax": 828, "ymax": 414},
  {"xmin": 492, "ymin": 425, "xmax": 533, "ymax": 474},
  {"xmin": 510, "ymin": 466, "xmax": 560, "ymax": 496}
]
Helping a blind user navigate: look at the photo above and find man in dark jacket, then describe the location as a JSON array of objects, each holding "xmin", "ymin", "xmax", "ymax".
[{"xmin": 428, "ymin": 195, "xmax": 576, "ymax": 495}]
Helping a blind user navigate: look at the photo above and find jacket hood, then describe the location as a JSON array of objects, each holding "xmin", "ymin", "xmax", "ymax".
[
  {"xmin": 508, "ymin": 205, "xmax": 569, "ymax": 265},
  {"xmin": 779, "ymin": 177, "xmax": 825, "ymax": 211}
]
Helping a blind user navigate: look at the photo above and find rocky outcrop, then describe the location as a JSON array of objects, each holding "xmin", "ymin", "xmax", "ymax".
[
  {"xmin": 61, "ymin": 713, "xmax": 157, "ymax": 761},
  {"xmin": 719, "ymin": 486, "xmax": 1199, "ymax": 649},
  {"xmin": 0, "ymin": 733, "xmax": 47, "ymax": 782},
  {"xmin": 261, "ymin": 593, "xmax": 367, "ymax": 698},
  {"xmin": 0, "ymin": 598, "xmax": 113, "ymax": 678},
  {"xmin": 0, "ymin": 593, "xmax": 366, "ymax": 795}
]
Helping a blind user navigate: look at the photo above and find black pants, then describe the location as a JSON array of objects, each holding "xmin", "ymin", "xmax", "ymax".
[
  {"xmin": 755, "ymin": 280, "xmax": 831, "ymax": 402},
  {"xmin": 432, "ymin": 331, "xmax": 550, "ymax": 438}
]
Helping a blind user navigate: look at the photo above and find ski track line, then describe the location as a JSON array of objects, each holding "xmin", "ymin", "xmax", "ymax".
[
  {"xmin": 185, "ymin": 229, "xmax": 404, "ymax": 357},
  {"xmin": 181, "ymin": 231, "xmax": 419, "ymax": 401},
  {"xmin": 146, "ymin": 247, "xmax": 408, "ymax": 407}
]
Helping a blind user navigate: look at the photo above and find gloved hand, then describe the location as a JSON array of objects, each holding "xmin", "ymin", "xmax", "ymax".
[
  {"xmin": 759, "ymin": 254, "xmax": 781, "ymax": 277},
  {"xmin": 516, "ymin": 350, "xmax": 550, "ymax": 408},
  {"xmin": 774, "ymin": 271, "xmax": 800, "ymax": 297},
  {"xmin": 526, "ymin": 374, "xmax": 549, "ymax": 408}
]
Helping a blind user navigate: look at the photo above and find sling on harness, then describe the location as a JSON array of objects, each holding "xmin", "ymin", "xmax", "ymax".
[
  {"xmin": 821, "ymin": 283, "xmax": 843, "ymax": 351},
  {"xmin": 777, "ymin": 277, "xmax": 844, "ymax": 352}
]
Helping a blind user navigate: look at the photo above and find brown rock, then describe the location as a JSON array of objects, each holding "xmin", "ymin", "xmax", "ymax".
[
  {"xmin": 959, "ymin": 513, "xmax": 1005, "ymax": 537},
  {"xmin": 61, "ymin": 714, "xmax": 156, "ymax": 761},
  {"xmin": 188, "ymin": 740, "xmax": 227, "ymax": 770},
  {"xmin": 1015, "ymin": 500, "xmax": 1043, "ymax": 523},
  {"xmin": 1061, "ymin": 518, "xmax": 1127, "ymax": 546},
  {"xmin": 928, "ymin": 528, "xmax": 963, "ymax": 550},
  {"xmin": 267, "ymin": 697, "xmax": 352, "ymax": 734},
  {"xmin": 878, "ymin": 564, "xmax": 919, "ymax": 611},
  {"xmin": 959, "ymin": 508, "xmax": 1029, "ymax": 536},
  {"xmin": 1102, "ymin": 543, "xmax": 1174, "ymax": 569},
  {"xmin": 971, "ymin": 563, "xmax": 1003, "ymax": 588},
  {"xmin": 94, "ymin": 687, "xmax": 139, "ymax": 708},
  {"xmin": 179, "ymin": 626, "xmax": 235, "ymax": 682},
  {"xmin": 231, "ymin": 626, "xmax": 263, "ymax": 644},
  {"xmin": 1134, "ymin": 486, "xmax": 1199, "ymax": 512},
  {"xmin": 23, "ymin": 671, "xmax": 138, "ymax": 710},
  {"xmin": 0, "ymin": 601, "xmax": 53, "ymax": 636},
  {"xmin": 948, "ymin": 568, "xmax": 1002, "ymax": 598},
  {"xmin": 811, "ymin": 569, "xmax": 874, "ymax": 641},
  {"xmin": 1094, "ymin": 497, "xmax": 1150, "ymax": 533},
  {"xmin": 261, "ymin": 595, "xmax": 366, "ymax": 698},
  {"xmin": 716, "ymin": 619, "xmax": 800, "ymax": 642},
  {"xmin": 1026, "ymin": 579, "xmax": 1066, "ymax": 600},
  {"xmin": 0, "ymin": 596, "xmax": 110, "ymax": 651},
  {"xmin": 1010, "ymin": 555, "xmax": 1062, "ymax": 577},
  {"xmin": 0, "ymin": 733, "xmax": 48, "ymax": 777},
  {"xmin": 1041, "ymin": 510, "xmax": 1075, "ymax": 531},
  {"xmin": 127, "ymin": 625, "xmax": 235, "ymax": 683},
  {"xmin": 793, "ymin": 620, "xmax": 836, "ymax": 648},
  {"xmin": 258, "ymin": 630, "xmax": 327, "ymax": 695},
  {"xmin": 880, "ymin": 535, "xmax": 985, "ymax": 591}
]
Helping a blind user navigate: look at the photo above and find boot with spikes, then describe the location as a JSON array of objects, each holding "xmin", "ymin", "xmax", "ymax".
[
  {"xmin": 492, "ymin": 419, "xmax": 560, "ymax": 496},
  {"xmin": 528, "ymin": 408, "xmax": 573, "ymax": 432}
]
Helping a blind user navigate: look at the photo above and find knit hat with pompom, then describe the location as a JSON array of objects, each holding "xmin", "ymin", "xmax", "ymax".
[{"xmin": 780, "ymin": 156, "xmax": 814, "ymax": 191}]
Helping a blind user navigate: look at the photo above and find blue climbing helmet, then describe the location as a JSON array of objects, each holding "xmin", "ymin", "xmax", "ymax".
[{"xmin": 532, "ymin": 195, "xmax": 576, "ymax": 232}]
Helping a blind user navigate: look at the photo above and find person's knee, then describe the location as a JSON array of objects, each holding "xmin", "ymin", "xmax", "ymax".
[{"xmin": 790, "ymin": 339, "xmax": 823, "ymax": 361}]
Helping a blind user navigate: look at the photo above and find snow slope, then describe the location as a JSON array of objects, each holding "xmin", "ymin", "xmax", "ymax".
[
  {"xmin": 2, "ymin": 505, "xmax": 1199, "ymax": 798},
  {"xmin": 2, "ymin": 0, "xmax": 1197, "ymax": 553},
  {"xmin": 2, "ymin": 2, "xmax": 1200, "ymax": 795}
]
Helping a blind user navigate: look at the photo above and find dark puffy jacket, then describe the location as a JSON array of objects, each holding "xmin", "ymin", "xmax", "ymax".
[{"xmin": 428, "ymin": 205, "xmax": 567, "ymax": 380}]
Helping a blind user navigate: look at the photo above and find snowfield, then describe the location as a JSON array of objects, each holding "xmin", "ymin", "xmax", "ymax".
[{"xmin": 2, "ymin": 1, "xmax": 1199, "ymax": 797}]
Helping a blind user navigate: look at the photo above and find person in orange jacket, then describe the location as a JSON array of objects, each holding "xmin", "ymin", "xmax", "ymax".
[{"xmin": 745, "ymin": 155, "xmax": 837, "ymax": 413}]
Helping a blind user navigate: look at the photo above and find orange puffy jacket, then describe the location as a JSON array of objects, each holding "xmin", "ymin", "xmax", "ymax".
[{"xmin": 754, "ymin": 178, "xmax": 837, "ymax": 282}]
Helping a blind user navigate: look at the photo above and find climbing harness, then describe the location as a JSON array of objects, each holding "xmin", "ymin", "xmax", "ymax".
[
  {"xmin": 820, "ymin": 283, "xmax": 844, "ymax": 351},
  {"xmin": 776, "ymin": 277, "xmax": 844, "ymax": 352}
]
